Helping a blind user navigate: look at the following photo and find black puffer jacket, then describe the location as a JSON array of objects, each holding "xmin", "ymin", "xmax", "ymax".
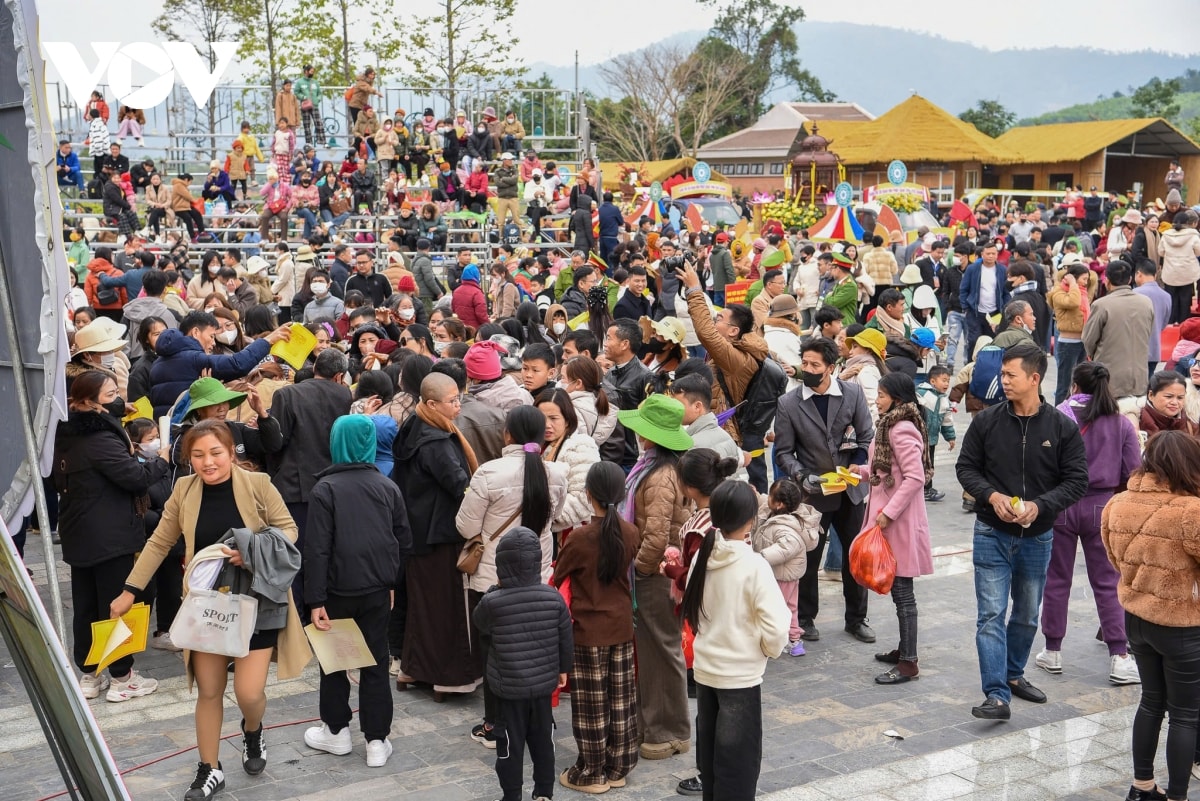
[
  {"xmin": 305, "ymin": 463, "xmax": 412, "ymax": 607},
  {"xmin": 472, "ymin": 527, "xmax": 573, "ymax": 700},
  {"xmin": 392, "ymin": 414, "xmax": 472, "ymax": 554},
  {"xmin": 52, "ymin": 410, "xmax": 171, "ymax": 567}
]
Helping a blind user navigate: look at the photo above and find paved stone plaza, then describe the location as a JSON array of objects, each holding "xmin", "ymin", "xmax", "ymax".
[{"xmin": 0, "ymin": 391, "xmax": 1159, "ymax": 801}]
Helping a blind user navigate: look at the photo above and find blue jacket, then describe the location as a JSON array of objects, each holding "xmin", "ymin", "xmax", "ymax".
[
  {"xmin": 57, "ymin": 150, "xmax": 81, "ymax": 173},
  {"xmin": 959, "ymin": 259, "xmax": 1010, "ymax": 315},
  {"xmin": 598, "ymin": 202, "xmax": 623, "ymax": 240},
  {"xmin": 148, "ymin": 328, "xmax": 271, "ymax": 416},
  {"xmin": 99, "ymin": 265, "xmax": 148, "ymax": 299}
]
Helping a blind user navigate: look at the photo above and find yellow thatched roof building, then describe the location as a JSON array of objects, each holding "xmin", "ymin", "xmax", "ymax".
[
  {"xmin": 600, "ymin": 158, "xmax": 727, "ymax": 192},
  {"xmin": 992, "ymin": 118, "xmax": 1200, "ymax": 200}
]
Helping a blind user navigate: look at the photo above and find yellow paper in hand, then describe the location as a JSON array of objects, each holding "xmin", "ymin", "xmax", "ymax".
[
  {"xmin": 835, "ymin": 466, "xmax": 861, "ymax": 486},
  {"xmin": 85, "ymin": 603, "xmax": 150, "ymax": 673},
  {"xmin": 270, "ymin": 323, "xmax": 316, "ymax": 371},
  {"xmin": 818, "ymin": 472, "xmax": 848, "ymax": 495},
  {"xmin": 567, "ymin": 311, "xmax": 590, "ymax": 331},
  {"xmin": 122, "ymin": 396, "xmax": 153, "ymax": 423},
  {"xmin": 746, "ymin": 449, "xmax": 765, "ymax": 458},
  {"xmin": 304, "ymin": 619, "xmax": 377, "ymax": 673}
]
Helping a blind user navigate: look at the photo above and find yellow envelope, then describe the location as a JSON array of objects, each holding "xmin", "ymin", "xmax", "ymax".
[
  {"xmin": 85, "ymin": 603, "xmax": 150, "ymax": 673},
  {"xmin": 304, "ymin": 619, "xmax": 377, "ymax": 673},
  {"xmin": 835, "ymin": 466, "xmax": 861, "ymax": 486},
  {"xmin": 270, "ymin": 323, "xmax": 317, "ymax": 371},
  {"xmin": 746, "ymin": 448, "xmax": 765, "ymax": 458},
  {"xmin": 820, "ymin": 479, "xmax": 847, "ymax": 496},
  {"xmin": 122, "ymin": 396, "xmax": 153, "ymax": 423}
]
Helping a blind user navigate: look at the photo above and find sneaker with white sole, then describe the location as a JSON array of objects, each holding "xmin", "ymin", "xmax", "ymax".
[
  {"xmin": 79, "ymin": 672, "xmax": 110, "ymax": 700},
  {"xmin": 366, "ymin": 738, "xmax": 392, "ymax": 767},
  {"xmin": 388, "ymin": 656, "xmax": 400, "ymax": 677},
  {"xmin": 304, "ymin": 723, "xmax": 352, "ymax": 755},
  {"xmin": 1034, "ymin": 649, "xmax": 1062, "ymax": 675},
  {"xmin": 184, "ymin": 761, "xmax": 224, "ymax": 800},
  {"xmin": 1192, "ymin": 762, "xmax": 1200, "ymax": 781},
  {"xmin": 106, "ymin": 670, "xmax": 158, "ymax": 702},
  {"xmin": 1110, "ymin": 654, "xmax": 1141, "ymax": 685},
  {"xmin": 151, "ymin": 632, "xmax": 182, "ymax": 652}
]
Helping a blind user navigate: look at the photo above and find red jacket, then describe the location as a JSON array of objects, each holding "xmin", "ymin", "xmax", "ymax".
[
  {"xmin": 84, "ymin": 257, "xmax": 126, "ymax": 310},
  {"xmin": 464, "ymin": 171, "xmax": 489, "ymax": 198},
  {"xmin": 452, "ymin": 279, "xmax": 490, "ymax": 328}
]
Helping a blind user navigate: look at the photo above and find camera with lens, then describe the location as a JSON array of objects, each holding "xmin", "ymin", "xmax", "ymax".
[{"xmin": 660, "ymin": 249, "xmax": 696, "ymax": 274}]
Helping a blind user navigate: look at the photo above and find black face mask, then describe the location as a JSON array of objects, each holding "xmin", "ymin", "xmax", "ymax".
[
  {"xmin": 644, "ymin": 338, "xmax": 667, "ymax": 354},
  {"xmin": 800, "ymin": 370, "xmax": 825, "ymax": 389},
  {"xmin": 103, "ymin": 398, "xmax": 126, "ymax": 418}
]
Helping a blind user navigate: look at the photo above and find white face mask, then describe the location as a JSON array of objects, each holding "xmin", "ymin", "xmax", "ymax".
[
  {"xmin": 433, "ymin": 341, "xmax": 449, "ymax": 355},
  {"xmin": 217, "ymin": 329, "xmax": 238, "ymax": 345},
  {"xmin": 138, "ymin": 439, "xmax": 160, "ymax": 458},
  {"xmin": 311, "ymin": 282, "xmax": 329, "ymax": 296},
  {"xmin": 552, "ymin": 322, "xmax": 566, "ymax": 335},
  {"xmin": 99, "ymin": 352, "xmax": 115, "ymax": 368},
  {"xmin": 207, "ymin": 265, "xmax": 220, "ymax": 275},
  {"xmin": 398, "ymin": 307, "xmax": 415, "ymax": 320}
]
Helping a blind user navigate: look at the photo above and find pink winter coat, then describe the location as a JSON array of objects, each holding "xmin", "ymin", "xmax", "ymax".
[{"xmin": 856, "ymin": 419, "xmax": 933, "ymax": 578}]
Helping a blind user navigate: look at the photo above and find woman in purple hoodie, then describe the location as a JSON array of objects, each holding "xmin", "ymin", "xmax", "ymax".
[{"xmin": 1035, "ymin": 361, "xmax": 1142, "ymax": 686}]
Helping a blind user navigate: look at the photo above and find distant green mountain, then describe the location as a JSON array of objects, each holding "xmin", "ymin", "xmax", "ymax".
[{"xmin": 1018, "ymin": 92, "xmax": 1200, "ymax": 127}]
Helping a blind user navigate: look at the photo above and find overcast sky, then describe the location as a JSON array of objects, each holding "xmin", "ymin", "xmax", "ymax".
[{"xmin": 34, "ymin": 0, "xmax": 1198, "ymax": 83}]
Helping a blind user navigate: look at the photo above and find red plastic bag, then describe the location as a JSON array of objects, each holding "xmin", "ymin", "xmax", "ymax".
[
  {"xmin": 681, "ymin": 619, "xmax": 695, "ymax": 669},
  {"xmin": 849, "ymin": 524, "xmax": 896, "ymax": 595}
]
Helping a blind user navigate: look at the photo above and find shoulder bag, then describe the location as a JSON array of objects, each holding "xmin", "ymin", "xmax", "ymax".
[{"xmin": 457, "ymin": 507, "xmax": 522, "ymax": 575}]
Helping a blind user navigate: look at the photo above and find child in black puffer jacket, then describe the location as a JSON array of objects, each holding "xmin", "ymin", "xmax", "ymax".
[{"xmin": 473, "ymin": 526, "xmax": 573, "ymax": 801}]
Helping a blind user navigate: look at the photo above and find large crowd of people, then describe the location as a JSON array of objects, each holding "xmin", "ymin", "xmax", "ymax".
[{"xmin": 29, "ymin": 83, "xmax": 1200, "ymax": 801}]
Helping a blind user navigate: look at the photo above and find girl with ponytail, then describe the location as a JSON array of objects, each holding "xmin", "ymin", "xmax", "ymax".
[
  {"xmin": 681, "ymin": 480, "xmax": 789, "ymax": 801},
  {"xmin": 456, "ymin": 404, "xmax": 570, "ymax": 744},
  {"xmin": 1036, "ymin": 361, "xmax": 1141, "ymax": 685},
  {"xmin": 553, "ymin": 462, "xmax": 640, "ymax": 792}
]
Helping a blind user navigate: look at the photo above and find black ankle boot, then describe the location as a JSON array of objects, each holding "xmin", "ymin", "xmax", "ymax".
[{"xmin": 241, "ymin": 719, "xmax": 266, "ymax": 776}]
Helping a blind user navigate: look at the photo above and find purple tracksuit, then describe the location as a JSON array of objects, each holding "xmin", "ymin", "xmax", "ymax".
[{"xmin": 1041, "ymin": 397, "xmax": 1141, "ymax": 655}]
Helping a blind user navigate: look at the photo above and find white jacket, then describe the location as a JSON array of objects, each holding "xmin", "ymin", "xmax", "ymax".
[
  {"xmin": 550, "ymin": 430, "xmax": 599, "ymax": 531},
  {"xmin": 763, "ymin": 322, "xmax": 802, "ymax": 392},
  {"xmin": 750, "ymin": 499, "xmax": 820, "ymax": 582},
  {"xmin": 1159, "ymin": 227, "xmax": 1200, "ymax": 288},
  {"xmin": 791, "ymin": 260, "xmax": 821, "ymax": 310},
  {"xmin": 570, "ymin": 389, "xmax": 617, "ymax": 447},
  {"xmin": 455, "ymin": 444, "xmax": 569, "ymax": 592},
  {"xmin": 689, "ymin": 537, "xmax": 790, "ymax": 689}
]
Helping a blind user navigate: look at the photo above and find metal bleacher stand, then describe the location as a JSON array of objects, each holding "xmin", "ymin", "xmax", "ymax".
[{"xmin": 54, "ymin": 80, "xmax": 597, "ymax": 280}]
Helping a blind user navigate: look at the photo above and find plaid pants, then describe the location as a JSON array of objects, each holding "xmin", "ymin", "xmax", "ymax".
[{"xmin": 566, "ymin": 641, "xmax": 639, "ymax": 787}]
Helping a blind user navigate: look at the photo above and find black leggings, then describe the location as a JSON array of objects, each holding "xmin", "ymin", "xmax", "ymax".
[
  {"xmin": 1127, "ymin": 611, "xmax": 1200, "ymax": 799},
  {"xmin": 696, "ymin": 683, "xmax": 763, "ymax": 801},
  {"xmin": 890, "ymin": 576, "xmax": 918, "ymax": 661},
  {"xmin": 1167, "ymin": 283, "xmax": 1195, "ymax": 325},
  {"xmin": 71, "ymin": 553, "xmax": 137, "ymax": 678}
]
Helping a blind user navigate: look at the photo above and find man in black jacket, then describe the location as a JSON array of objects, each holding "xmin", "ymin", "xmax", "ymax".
[
  {"xmin": 612, "ymin": 266, "xmax": 652, "ymax": 321},
  {"xmin": 346, "ymin": 251, "xmax": 392, "ymax": 308},
  {"xmin": 129, "ymin": 158, "xmax": 156, "ymax": 194},
  {"xmin": 304, "ymin": 414, "xmax": 411, "ymax": 767},
  {"xmin": 267, "ymin": 348, "xmax": 353, "ymax": 618},
  {"xmin": 569, "ymin": 195, "xmax": 596, "ymax": 255},
  {"xmin": 939, "ymin": 242, "xmax": 971, "ymax": 367},
  {"xmin": 600, "ymin": 318, "xmax": 651, "ymax": 473},
  {"xmin": 955, "ymin": 342, "xmax": 1088, "ymax": 721}
]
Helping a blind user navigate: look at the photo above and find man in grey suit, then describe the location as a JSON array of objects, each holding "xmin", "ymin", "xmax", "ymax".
[{"xmin": 774, "ymin": 337, "xmax": 877, "ymax": 643}]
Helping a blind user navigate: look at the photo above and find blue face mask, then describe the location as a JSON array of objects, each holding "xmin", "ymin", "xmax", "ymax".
[{"xmin": 441, "ymin": 170, "xmax": 450, "ymax": 176}]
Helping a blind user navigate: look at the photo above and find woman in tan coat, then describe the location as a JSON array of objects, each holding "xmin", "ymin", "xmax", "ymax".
[
  {"xmin": 1101, "ymin": 431, "xmax": 1200, "ymax": 801},
  {"xmin": 170, "ymin": 173, "xmax": 206, "ymax": 240},
  {"xmin": 110, "ymin": 419, "xmax": 310, "ymax": 800}
]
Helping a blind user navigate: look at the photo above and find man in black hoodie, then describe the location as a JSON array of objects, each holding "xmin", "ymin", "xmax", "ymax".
[
  {"xmin": 956, "ymin": 342, "xmax": 1088, "ymax": 721},
  {"xmin": 304, "ymin": 414, "xmax": 411, "ymax": 768},
  {"xmin": 473, "ymin": 528, "xmax": 572, "ymax": 801}
]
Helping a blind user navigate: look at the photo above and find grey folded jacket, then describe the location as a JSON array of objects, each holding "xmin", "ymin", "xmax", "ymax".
[{"xmin": 223, "ymin": 526, "xmax": 301, "ymax": 633}]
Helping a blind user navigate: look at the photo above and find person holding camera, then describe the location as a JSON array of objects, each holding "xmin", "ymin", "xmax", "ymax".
[{"xmin": 654, "ymin": 240, "xmax": 690, "ymax": 323}]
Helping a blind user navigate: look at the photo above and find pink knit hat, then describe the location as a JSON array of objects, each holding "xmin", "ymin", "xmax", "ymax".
[{"xmin": 464, "ymin": 340, "xmax": 507, "ymax": 381}]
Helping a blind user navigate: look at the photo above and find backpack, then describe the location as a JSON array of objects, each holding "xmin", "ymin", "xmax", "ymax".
[
  {"xmin": 502, "ymin": 222, "xmax": 521, "ymax": 244},
  {"xmin": 717, "ymin": 356, "xmax": 789, "ymax": 438},
  {"xmin": 968, "ymin": 344, "xmax": 1006, "ymax": 405},
  {"xmin": 343, "ymin": 85, "xmax": 355, "ymax": 103},
  {"xmin": 515, "ymin": 282, "xmax": 534, "ymax": 304}
]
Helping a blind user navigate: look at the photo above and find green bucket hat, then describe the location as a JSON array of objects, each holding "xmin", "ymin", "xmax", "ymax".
[
  {"xmin": 185, "ymin": 377, "xmax": 247, "ymax": 419},
  {"xmin": 617, "ymin": 394, "xmax": 694, "ymax": 452}
]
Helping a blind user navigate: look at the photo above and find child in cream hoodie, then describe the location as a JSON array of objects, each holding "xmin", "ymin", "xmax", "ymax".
[{"xmin": 683, "ymin": 480, "xmax": 790, "ymax": 800}]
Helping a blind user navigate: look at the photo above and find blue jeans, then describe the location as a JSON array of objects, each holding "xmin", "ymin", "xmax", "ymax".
[
  {"xmin": 320, "ymin": 209, "xmax": 350, "ymax": 236},
  {"xmin": 1054, "ymin": 340, "xmax": 1085, "ymax": 406},
  {"xmin": 296, "ymin": 207, "xmax": 319, "ymax": 239},
  {"xmin": 944, "ymin": 310, "xmax": 966, "ymax": 366},
  {"xmin": 823, "ymin": 526, "xmax": 842, "ymax": 571},
  {"xmin": 973, "ymin": 521, "xmax": 1053, "ymax": 703}
]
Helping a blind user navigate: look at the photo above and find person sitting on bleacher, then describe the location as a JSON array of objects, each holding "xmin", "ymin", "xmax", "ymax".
[
  {"xmin": 349, "ymin": 158, "xmax": 378, "ymax": 212},
  {"xmin": 202, "ymin": 160, "xmax": 236, "ymax": 205}
]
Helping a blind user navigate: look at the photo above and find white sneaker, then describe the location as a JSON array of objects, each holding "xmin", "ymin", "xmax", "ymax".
[
  {"xmin": 1110, "ymin": 654, "xmax": 1141, "ymax": 685},
  {"xmin": 1034, "ymin": 649, "xmax": 1062, "ymax": 675},
  {"xmin": 79, "ymin": 672, "xmax": 110, "ymax": 699},
  {"xmin": 388, "ymin": 656, "xmax": 400, "ymax": 677},
  {"xmin": 1192, "ymin": 762, "xmax": 1200, "ymax": 781},
  {"xmin": 151, "ymin": 632, "xmax": 182, "ymax": 652},
  {"xmin": 304, "ymin": 723, "xmax": 352, "ymax": 756},
  {"xmin": 366, "ymin": 738, "xmax": 392, "ymax": 768},
  {"xmin": 106, "ymin": 669, "xmax": 158, "ymax": 702}
]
